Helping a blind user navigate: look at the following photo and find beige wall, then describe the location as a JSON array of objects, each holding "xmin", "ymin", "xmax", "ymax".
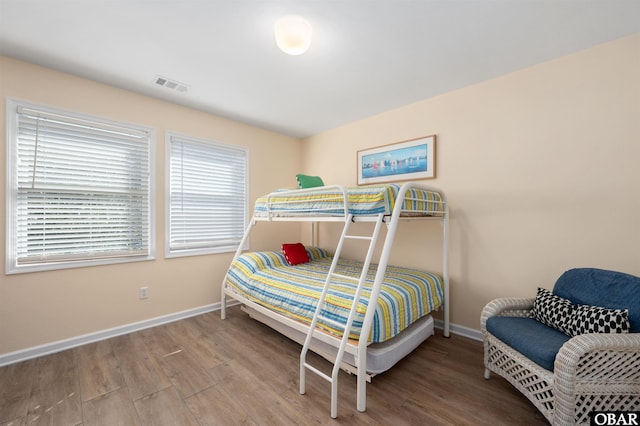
[
  {"xmin": 0, "ymin": 57, "xmax": 302, "ymax": 355},
  {"xmin": 303, "ymin": 34, "xmax": 640, "ymax": 331}
]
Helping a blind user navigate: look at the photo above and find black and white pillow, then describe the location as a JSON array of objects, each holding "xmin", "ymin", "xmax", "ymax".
[
  {"xmin": 532, "ymin": 287, "xmax": 574, "ymax": 336},
  {"xmin": 532, "ymin": 287, "xmax": 631, "ymax": 336},
  {"xmin": 568, "ymin": 305, "xmax": 630, "ymax": 335}
]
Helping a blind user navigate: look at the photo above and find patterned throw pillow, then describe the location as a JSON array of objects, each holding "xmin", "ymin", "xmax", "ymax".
[
  {"xmin": 569, "ymin": 305, "xmax": 630, "ymax": 335},
  {"xmin": 532, "ymin": 288, "xmax": 574, "ymax": 335},
  {"xmin": 532, "ymin": 287, "xmax": 631, "ymax": 337}
]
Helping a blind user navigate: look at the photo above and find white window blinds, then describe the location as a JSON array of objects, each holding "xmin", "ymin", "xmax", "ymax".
[
  {"xmin": 167, "ymin": 133, "xmax": 247, "ymax": 256},
  {"xmin": 7, "ymin": 100, "xmax": 153, "ymax": 273}
]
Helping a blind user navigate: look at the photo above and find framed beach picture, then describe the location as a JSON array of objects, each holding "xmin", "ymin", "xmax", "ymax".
[{"xmin": 357, "ymin": 135, "xmax": 436, "ymax": 185}]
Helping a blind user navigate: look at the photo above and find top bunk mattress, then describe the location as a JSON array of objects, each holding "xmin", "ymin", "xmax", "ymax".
[
  {"xmin": 254, "ymin": 184, "xmax": 444, "ymax": 218},
  {"xmin": 225, "ymin": 247, "xmax": 444, "ymax": 343}
]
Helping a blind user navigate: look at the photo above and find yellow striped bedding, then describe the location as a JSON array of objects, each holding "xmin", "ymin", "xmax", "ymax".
[
  {"xmin": 225, "ymin": 247, "xmax": 444, "ymax": 343},
  {"xmin": 254, "ymin": 184, "xmax": 443, "ymax": 217}
]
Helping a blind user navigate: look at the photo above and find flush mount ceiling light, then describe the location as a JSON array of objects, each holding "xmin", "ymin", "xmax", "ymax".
[{"xmin": 274, "ymin": 15, "xmax": 312, "ymax": 55}]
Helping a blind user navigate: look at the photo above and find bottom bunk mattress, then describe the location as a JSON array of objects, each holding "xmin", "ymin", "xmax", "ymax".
[{"xmin": 224, "ymin": 246, "xmax": 444, "ymax": 343}]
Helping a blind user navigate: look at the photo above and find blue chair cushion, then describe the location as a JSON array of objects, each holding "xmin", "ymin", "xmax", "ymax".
[
  {"xmin": 486, "ymin": 316, "xmax": 571, "ymax": 371},
  {"xmin": 553, "ymin": 268, "xmax": 640, "ymax": 333}
]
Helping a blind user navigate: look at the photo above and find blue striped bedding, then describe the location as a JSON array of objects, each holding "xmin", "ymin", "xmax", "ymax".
[
  {"xmin": 225, "ymin": 247, "xmax": 444, "ymax": 343},
  {"xmin": 254, "ymin": 184, "xmax": 443, "ymax": 217}
]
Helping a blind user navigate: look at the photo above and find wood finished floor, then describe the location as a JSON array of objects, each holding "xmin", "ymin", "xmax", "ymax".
[{"xmin": 0, "ymin": 306, "xmax": 549, "ymax": 425}]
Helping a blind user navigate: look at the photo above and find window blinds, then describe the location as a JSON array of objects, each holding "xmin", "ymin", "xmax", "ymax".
[
  {"xmin": 13, "ymin": 106, "xmax": 152, "ymax": 267},
  {"xmin": 168, "ymin": 134, "xmax": 247, "ymax": 253}
]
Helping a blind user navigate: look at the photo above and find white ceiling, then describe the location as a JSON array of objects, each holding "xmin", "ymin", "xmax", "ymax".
[{"xmin": 1, "ymin": 1, "xmax": 639, "ymax": 138}]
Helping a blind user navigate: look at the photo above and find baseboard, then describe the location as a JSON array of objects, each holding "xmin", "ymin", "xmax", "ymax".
[
  {"xmin": 434, "ymin": 319, "xmax": 482, "ymax": 341},
  {"xmin": 0, "ymin": 302, "xmax": 233, "ymax": 367},
  {"xmin": 0, "ymin": 302, "xmax": 479, "ymax": 367}
]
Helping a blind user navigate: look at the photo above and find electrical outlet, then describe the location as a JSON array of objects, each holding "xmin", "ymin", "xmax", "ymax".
[{"xmin": 139, "ymin": 286, "xmax": 149, "ymax": 300}]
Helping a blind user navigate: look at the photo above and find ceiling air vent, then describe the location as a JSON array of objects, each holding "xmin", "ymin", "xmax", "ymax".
[{"xmin": 154, "ymin": 75, "xmax": 189, "ymax": 93}]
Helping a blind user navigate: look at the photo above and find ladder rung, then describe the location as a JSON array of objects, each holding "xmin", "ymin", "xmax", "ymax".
[
  {"xmin": 330, "ymin": 272, "xmax": 358, "ymax": 282},
  {"xmin": 304, "ymin": 362, "xmax": 332, "ymax": 383},
  {"xmin": 317, "ymin": 315, "xmax": 347, "ymax": 330},
  {"xmin": 344, "ymin": 235, "xmax": 373, "ymax": 241}
]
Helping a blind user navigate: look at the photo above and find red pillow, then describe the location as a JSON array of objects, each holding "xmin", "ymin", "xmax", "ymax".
[{"xmin": 282, "ymin": 243, "xmax": 310, "ymax": 265}]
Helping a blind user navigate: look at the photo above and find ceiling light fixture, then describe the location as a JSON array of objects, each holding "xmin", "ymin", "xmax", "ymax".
[{"xmin": 274, "ymin": 15, "xmax": 312, "ymax": 55}]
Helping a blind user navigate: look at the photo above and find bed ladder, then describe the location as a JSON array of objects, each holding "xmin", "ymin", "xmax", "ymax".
[{"xmin": 300, "ymin": 213, "xmax": 386, "ymax": 418}]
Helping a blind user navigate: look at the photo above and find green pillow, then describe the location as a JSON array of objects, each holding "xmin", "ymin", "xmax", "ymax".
[{"xmin": 296, "ymin": 174, "xmax": 324, "ymax": 189}]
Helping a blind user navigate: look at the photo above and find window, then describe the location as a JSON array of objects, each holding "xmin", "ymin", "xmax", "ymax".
[
  {"xmin": 166, "ymin": 132, "xmax": 248, "ymax": 257},
  {"xmin": 6, "ymin": 99, "xmax": 155, "ymax": 274}
]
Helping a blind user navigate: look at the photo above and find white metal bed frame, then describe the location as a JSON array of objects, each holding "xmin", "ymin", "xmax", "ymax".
[{"xmin": 220, "ymin": 182, "xmax": 449, "ymax": 417}]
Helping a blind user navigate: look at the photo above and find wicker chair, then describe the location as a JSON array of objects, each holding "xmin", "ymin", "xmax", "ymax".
[{"xmin": 481, "ymin": 268, "xmax": 640, "ymax": 425}]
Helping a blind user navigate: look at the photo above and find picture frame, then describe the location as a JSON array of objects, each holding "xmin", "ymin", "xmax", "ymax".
[{"xmin": 357, "ymin": 135, "xmax": 436, "ymax": 185}]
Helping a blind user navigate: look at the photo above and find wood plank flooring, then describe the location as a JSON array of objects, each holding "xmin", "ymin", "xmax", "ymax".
[{"xmin": 0, "ymin": 306, "xmax": 549, "ymax": 425}]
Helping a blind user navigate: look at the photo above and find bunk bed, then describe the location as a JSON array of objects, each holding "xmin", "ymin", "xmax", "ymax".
[{"xmin": 220, "ymin": 182, "xmax": 449, "ymax": 418}]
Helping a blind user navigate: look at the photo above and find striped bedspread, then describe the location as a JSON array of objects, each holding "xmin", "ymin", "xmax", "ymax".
[
  {"xmin": 225, "ymin": 247, "xmax": 444, "ymax": 343},
  {"xmin": 254, "ymin": 184, "xmax": 443, "ymax": 217}
]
